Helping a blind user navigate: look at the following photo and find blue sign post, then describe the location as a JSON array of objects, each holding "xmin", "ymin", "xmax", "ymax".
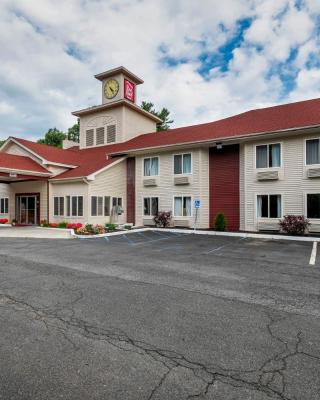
[{"xmin": 194, "ymin": 199, "xmax": 201, "ymax": 230}]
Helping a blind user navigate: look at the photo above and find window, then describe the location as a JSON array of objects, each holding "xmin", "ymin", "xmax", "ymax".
[
  {"xmin": 71, "ymin": 196, "xmax": 83, "ymax": 217},
  {"xmin": 104, "ymin": 196, "xmax": 110, "ymax": 216},
  {"xmin": 256, "ymin": 144, "xmax": 281, "ymax": 168},
  {"xmin": 86, "ymin": 129, "xmax": 94, "ymax": 147},
  {"xmin": 307, "ymin": 194, "xmax": 320, "ymax": 218},
  {"xmin": 0, "ymin": 198, "xmax": 8, "ymax": 214},
  {"xmin": 91, "ymin": 196, "xmax": 104, "ymax": 216},
  {"xmin": 107, "ymin": 125, "xmax": 116, "ymax": 143},
  {"xmin": 174, "ymin": 196, "xmax": 192, "ymax": 217},
  {"xmin": 66, "ymin": 196, "xmax": 71, "ymax": 217},
  {"xmin": 53, "ymin": 197, "xmax": 64, "ymax": 217},
  {"xmin": 174, "ymin": 154, "xmax": 192, "ymax": 174},
  {"xmin": 144, "ymin": 157, "xmax": 159, "ymax": 176},
  {"xmin": 306, "ymin": 139, "xmax": 320, "ymax": 165},
  {"xmin": 257, "ymin": 195, "xmax": 281, "ymax": 218},
  {"xmin": 112, "ymin": 197, "xmax": 122, "ymax": 207},
  {"xmin": 96, "ymin": 127, "xmax": 105, "ymax": 145},
  {"xmin": 144, "ymin": 197, "xmax": 159, "ymax": 216}
]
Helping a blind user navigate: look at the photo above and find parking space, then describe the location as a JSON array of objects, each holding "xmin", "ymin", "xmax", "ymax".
[{"xmin": 0, "ymin": 232, "xmax": 319, "ymax": 399}]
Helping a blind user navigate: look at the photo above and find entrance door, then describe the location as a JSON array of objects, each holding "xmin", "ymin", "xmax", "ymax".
[{"xmin": 16, "ymin": 195, "xmax": 37, "ymax": 225}]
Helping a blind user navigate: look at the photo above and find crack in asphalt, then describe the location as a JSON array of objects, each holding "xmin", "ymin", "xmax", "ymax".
[{"xmin": 1, "ymin": 292, "xmax": 319, "ymax": 400}]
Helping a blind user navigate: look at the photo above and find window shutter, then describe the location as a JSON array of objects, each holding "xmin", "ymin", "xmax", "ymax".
[
  {"xmin": 86, "ymin": 129, "xmax": 94, "ymax": 147},
  {"xmin": 96, "ymin": 127, "xmax": 105, "ymax": 145},
  {"xmin": 107, "ymin": 125, "xmax": 116, "ymax": 143}
]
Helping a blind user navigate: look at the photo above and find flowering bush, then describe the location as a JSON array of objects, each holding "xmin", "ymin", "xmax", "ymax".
[
  {"xmin": 67, "ymin": 223, "xmax": 82, "ymax": 230},
  {"xmin": 279, "ymin": 215, "xmax": 310, "ymax": 235},
  {"xmin": 154, "ymin": 211, "xmax": 172, "ymax": 228},
  {"xmin": 49, "ymin": 223, "xmax": 58, "ymax": 228},
  {"xmin": 0, "ymin": 218, "xmax": 9, "ymax": 224},
  {"xmin": 76, "ymin": 224, "xmax": 105, "ymax": 235}
]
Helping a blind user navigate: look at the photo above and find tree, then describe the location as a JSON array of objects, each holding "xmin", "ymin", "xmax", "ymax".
[
  {"xmin": 37, "ymin": 128, "xmax": 66, "ymax": 148},
  {"xmin": 67, "ymin": 118, "xmax": 80, "ymax": 143},
  {"xmin": 141, "ymin": 101, "xmax": 174, "ymax": 131},
  {"xmin": 0, "ymin": 139, "xmax": 6, "ymax": 147}
]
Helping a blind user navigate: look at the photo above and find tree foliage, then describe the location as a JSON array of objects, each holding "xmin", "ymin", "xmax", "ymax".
[
  {"xmin": 67, "ymin": 118, "xmax": 80, "ymax": 142},
  {"xmin": 0, "ymin": 139, "xmax": 6, "ymax": 147},
  {"xmin": 141, "ymin": 101, "xmax": 174, "ymax": 131},
  {"xmin": 37, "ymin": 128, "xmax": 66, "ymax": 148}
]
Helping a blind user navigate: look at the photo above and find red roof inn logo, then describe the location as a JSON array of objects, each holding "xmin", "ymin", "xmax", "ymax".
[{"xmin": 124, "ymin": 79, "xmax": 135, "ymax": 102}]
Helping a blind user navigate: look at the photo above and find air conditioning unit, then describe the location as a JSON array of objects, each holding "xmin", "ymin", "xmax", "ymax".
[
  {"xmin": 257, "ymin": 170, "xmax": 279, "ymax": 181},
  {"xmin": 174, "ymin": 219, "xmax": 190, "ymax": 227},
  {"xmin": 143, "ymin": 178, "xmax": 157, "ymax": 187},
  {"xmin": 174, "ymin": 176, "xmax": 190, "ymax": 185},
  {"xmin": 307, "ymin": 168, "xmax": 320, "ymax": 178}
]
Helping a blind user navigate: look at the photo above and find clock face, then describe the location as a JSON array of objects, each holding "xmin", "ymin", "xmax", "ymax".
[{"xmin": 104, "ymin": 79, "xmax": 119, "ymax": 99}]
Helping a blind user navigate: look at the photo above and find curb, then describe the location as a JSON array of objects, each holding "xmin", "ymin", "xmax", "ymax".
[{"xmin": 72, "ymin": 227, "xmax": 320, "ymax": 242}]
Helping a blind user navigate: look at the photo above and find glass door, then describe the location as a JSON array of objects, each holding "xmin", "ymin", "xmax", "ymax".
[{"xmin": 16, "ymin": 196, "xmax": 37, "ymax": 225}]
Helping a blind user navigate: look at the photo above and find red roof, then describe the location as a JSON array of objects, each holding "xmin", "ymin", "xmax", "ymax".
[
  {"xmin": 0, "ymin": 153, "xmax": 50, "ymax": 174},
  {"xmin": 12, "ymin": 137, "xmax": 80, "ymax": 165},
  {"xmin": 4, "ymin": 97, "xmax": 320, "ymax": 179},
  {"xmin": 108, "ymin": 97, "xmax": 320, "ymax": 154}
]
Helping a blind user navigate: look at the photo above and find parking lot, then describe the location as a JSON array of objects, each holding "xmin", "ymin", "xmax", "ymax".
[{"xmin": 0, "ymin": 231, "xmax": 319, "ymax": 399}]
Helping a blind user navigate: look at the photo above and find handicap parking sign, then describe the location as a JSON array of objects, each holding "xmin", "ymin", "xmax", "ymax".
[{"xmin": 194, "ymin": 199, "xmax": 201, "ymax": 209}]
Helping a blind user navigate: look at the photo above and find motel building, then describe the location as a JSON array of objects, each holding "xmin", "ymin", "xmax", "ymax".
[{"xmin": 1, "ymin": 66, "xmax": 320, "ymax": 232}]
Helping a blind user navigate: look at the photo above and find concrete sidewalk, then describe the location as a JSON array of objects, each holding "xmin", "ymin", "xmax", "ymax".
[{"xmin": 0, "ymin": 226, "xmax": 73, "ymax": 239}]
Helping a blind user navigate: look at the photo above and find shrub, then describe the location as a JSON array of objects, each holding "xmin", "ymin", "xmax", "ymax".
[
  {"xmin": 0, "ymin": 218, "xmax": 9, "ymax": 224},
  {"xmin": 279, "ymin": 215, "xmax": 310, "ymax": 235},
  {"xmin": 57, "ymin": 221, "xmax": 68, "ymax": 229},
  {"xmin": 124, "ymin": 224, "xmax": 132, "ymax": 230},
  {"xmin": 214, "ymin": 212, "xmax": 227, "ymax": 231},
  {"xmin": 85, "ymin": 223, "xmax": 93, "ymax": 233},
  {"xmin": 49, "ymin": 223, "xmax": 58, "ymax": 228},
  {"xmin": 91, "ymin": 224, "xmax": 105, "ymax": 234},
  {"xmin": 154, "ymin": 211, "xmax": 172, "ymax": 228},
  {"xmin": 105, "ymin": 223, "xmax": 117, "ymax": 231},
  {"xmin": 40, "ymin": 219, "xmax": 49, "ymax": 227},
  {"xmin": 76, "ymin": 226, "xmax": 90, "ymax": 235}
]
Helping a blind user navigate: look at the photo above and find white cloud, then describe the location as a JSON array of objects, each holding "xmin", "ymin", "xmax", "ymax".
[{"xmin": 0, "ymin": 0, "xmax": 319, "ymax": 140}]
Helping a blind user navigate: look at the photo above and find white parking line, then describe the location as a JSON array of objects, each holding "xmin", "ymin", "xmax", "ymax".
[
  {"xmin": 309, "ymin": 241, "xmax": 318, "ymax": 265},
  {"xmin": 203, "ymin": 237, "xmax": 247, "ymax": 255}
]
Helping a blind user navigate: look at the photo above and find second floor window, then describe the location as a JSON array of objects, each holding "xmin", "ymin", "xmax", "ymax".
[
  {"xmin": 174, "ymin": 153, "xmax": 192, "ymax": 174},
  {"xmin": 306, "ymin": 139, "xmax": 320, "ymax": 165},
  {"xmin": 144, "ymin": 157, "xmax": 159, "ymax": 176},
  {"xmin": 256, "ymin": 144, "xmax": 281, "ymax": 168}
]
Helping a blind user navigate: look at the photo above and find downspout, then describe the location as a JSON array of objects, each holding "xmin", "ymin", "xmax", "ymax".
[{"xmin": 47, "ymin": 180, "xmax": 50, "ymax": 223}]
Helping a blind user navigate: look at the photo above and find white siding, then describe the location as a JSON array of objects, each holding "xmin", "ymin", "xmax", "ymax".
[
  {"xmin": 135, "ymin": 148, "xmax": 210, "ymax": 228},
  {"xmin": 89, "ymin": 160, "xmax": 127, "ymax": 225},
  {"xmin": 243, "ymin": 132, "xmax": 320, "ymax": 231}
]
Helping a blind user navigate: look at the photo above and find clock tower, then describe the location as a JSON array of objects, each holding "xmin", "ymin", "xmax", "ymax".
[{"xmin": 94, "ymin": 66, "xmax": 144, "ymax": 105}]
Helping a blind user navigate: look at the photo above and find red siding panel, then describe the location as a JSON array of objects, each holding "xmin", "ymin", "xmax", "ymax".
[
  {"xmin": 126, "ymin": 157, "xmax": 135, "ymax": 224},
  {"xmin": 209, "ymin": 145, "xmax": 240, "ymax": 231}
]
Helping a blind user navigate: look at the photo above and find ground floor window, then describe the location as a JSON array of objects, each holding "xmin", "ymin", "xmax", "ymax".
[
  {"xmin": 257, "ymin": 194, "xmax": 281, "ymax": 218},
  {"xmin": 0, "ymin": 198, "xmax": 9, "ymax": 214},
  {"xmin": 91, "ymin": 196, "xmax": 104, "ymax": 216},
  {"xmin": 65, "ymin": 196, "xmax": 83, "ymax": 217},
  {"xmin": 144, "ymin": 197, "xmax": 159, "ymax": 216},
  {"xmin": 104, "ymin": 196, "xmax": 110, "ymax": 216},
  {"xmin": 174, "ymin": 196, "xmax": 192, "ymax": 217},
  {"xmin": 307, "ymin": 194, "xmax": 320, "ymax": 218},
  {"xmin": 53, "ymin": 197, "xmax": 64, "ymax": 217}
]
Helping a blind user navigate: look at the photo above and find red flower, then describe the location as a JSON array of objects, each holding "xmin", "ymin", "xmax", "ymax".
[{"xmin": 0, "ymin": 218, "xmax": 8, "ymax": 224}]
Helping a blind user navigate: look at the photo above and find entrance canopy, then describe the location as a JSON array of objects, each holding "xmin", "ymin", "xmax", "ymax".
[{"xmin": 0, "ymin": 153, "xmax": 51, "ymax": 182}]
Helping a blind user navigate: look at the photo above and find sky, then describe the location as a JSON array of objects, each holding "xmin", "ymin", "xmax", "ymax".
[{"xmin": 1, "ymin": 0, "xmax": 320, "ymax": 141}]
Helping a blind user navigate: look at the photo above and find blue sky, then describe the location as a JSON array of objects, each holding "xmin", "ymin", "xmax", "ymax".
[{"xmin": 1, "ymin": 0, "xmax": 320, "ymax": 140}]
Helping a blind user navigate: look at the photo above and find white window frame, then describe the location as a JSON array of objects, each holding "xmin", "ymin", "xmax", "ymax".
[
  {"xmin": 254, "ymin": 142, "xmax": 282, "ymax": 169},
  {"xmin": 91, "ymin": 196, "xmax": 104, "ymax": 217},
  {"xmin": 256, "ymin": 194, "xmax": 283, "ymax": 219},
  {"xmin": 0, "ymin": 197, "xmax": 9, "ymax": 214},
  {"xmin": 304, "ymin": 137, "xmax": 320, "ymax": 167},
  {"xmin": 304, "ymin": 191, "xmax": 320, "ymax": 220},
  {"xmin": 66, "ymin": 195, "xmax": 84, "ymax": 218},
  {"xmin": 143, "ymin": 156, "xmax": 159, "ymax": 177},
  {"xmin": 53, "ymin": 196, "xmax": 64, "ymax": 217},
  {"xmin": 173, "ymin": 153, "xmax": 192, "ymax": 175},
  {"xmin": 143, "ymin": 197, "xmax": 159, "ymax": 217},
  {"xmin": 173, "ymin": 195, "xmax": 193, "ymax": 217}
]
